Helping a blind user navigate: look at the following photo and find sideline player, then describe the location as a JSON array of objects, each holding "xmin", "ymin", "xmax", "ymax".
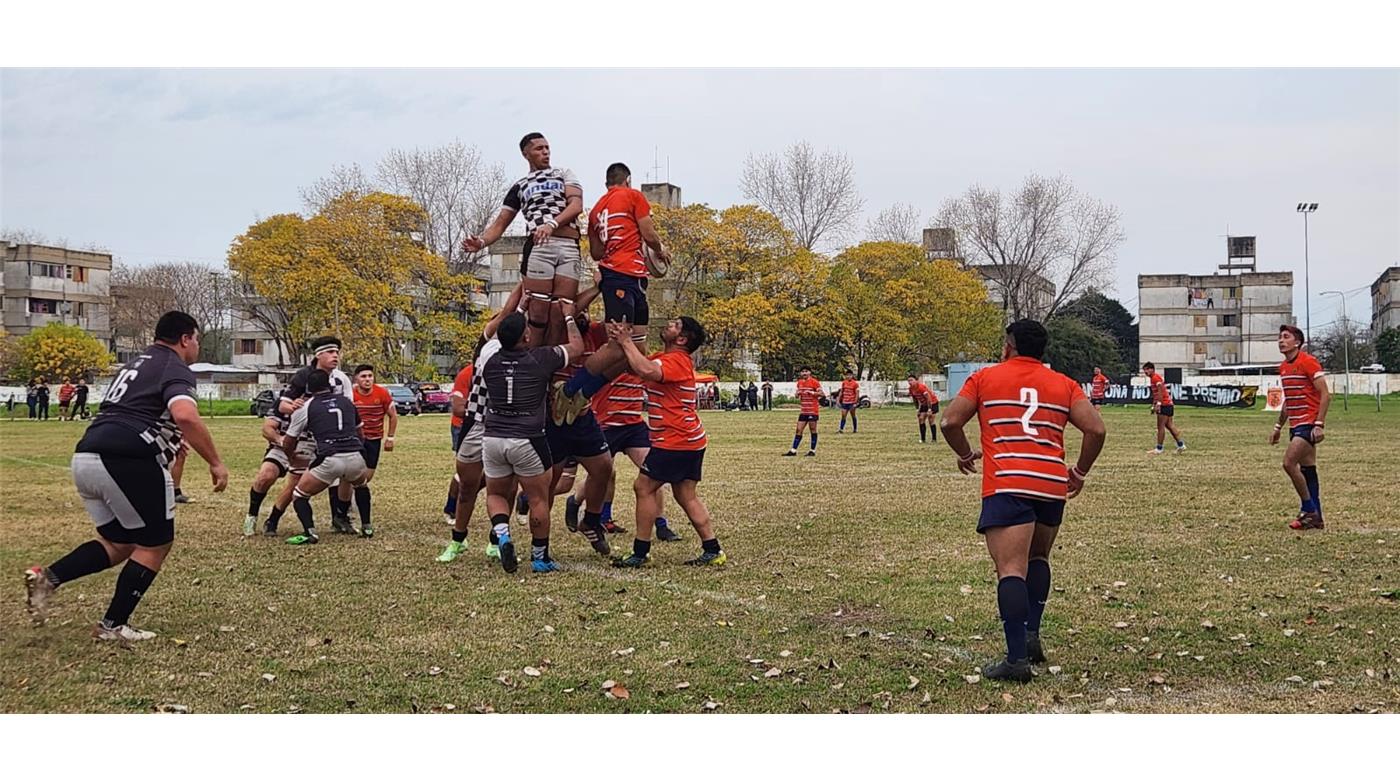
[
  {"xmin": 282, "ymin": 370, "xmax": 369, "ymax": 544},
  {"xmin": 939, "ymin": 320, "xmax": 1105, "ymax": 682},
  {"xmin": 610, "ymin": 317, "xmax": 725, "ymax": 568},
  {"xmin": 785, "ymin": 367, "xmax": 822, "ymax": 456},
  {"xmin": 1142, "ymin": 362, "xmax": 1185, "ymax": 454},
  {"xmin": 25, "ymin": 311, "xmax": 230, "ymax": 642},
  {"xmin": 463, "ymin": 133, "xmax": 584, "ymax": 348},
  {"xmin": 481, "ymin": 306, "xmax": 585, "ymax": 574},
  {"xmin": 1090, "ymin": 366, "xmax": 1109, "ymax": 408},
  {"xmin": 837, "ymin": 371, "xmax": 860, "ymax": 433},
  {"xmin": 1271, "ymin": 324, "xmax": 1330, "ymax": 530},
  {"xmin": 908, "ymin": 374, "xmax": 939, "ymax": 442},
  {"xmin": 351, "ymin": 364, "xmax": 397, "ymax": 538}
]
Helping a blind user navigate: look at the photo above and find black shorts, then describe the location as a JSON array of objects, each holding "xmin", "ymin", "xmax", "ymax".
[
  {"xmin": 362, "ymin": 438, "xmax": 382, "ymax": 469},
  {"xmin": 797, "ymin": 413, "xmax": 819, "ymax": 423},
  {"xmin": 600, "ymin": 268, "xmax": 650, "ymax": 326},
  {"xmin": 604, "ymin": 422, "xmax": 652, "ymax": 454},
  {"xmin": 839, "ymin": 402, "xmax": 857, "ymax": 412},
  {"xmin": 1157, "ymin": 406, "xmax": 1175, "ymax": 418},
  {"xmin": 1289, "ymin": 424, "xmax": 1317, "ymax": 442},
  {"xmin": 640, "ymin": 447, "xmax": 705, "ymax": 485},
  {"xmin": 72, "ymin": 453, "xmax": 176, "ymax": 547},
  {"xmin": 546, "ymin": 414, "xmax": 611, "ymax": 462},
  {"xmin": 1091, "ymin": 398, "xmax": 1105, "ymax": 406},
  {"xmin": 917, "ymin": 403, "xmax": 933, "ymax": 414},
  {"xmin": 977, "ymin": 493, "xmax": 1065, "ymax": 534}
]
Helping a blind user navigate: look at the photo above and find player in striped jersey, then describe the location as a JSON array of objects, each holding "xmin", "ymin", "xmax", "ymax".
[
  {"xmin": 579, "ymin": 371, "xmax": 679, "ymax": 541},
  {"xmin": 1271, "ymin": 324, "xmax": 1330, "ymax": 530},
  {"xmin": 785, "ymin": 368, "xmax": 823, "ymax": 456},
  {"xmin": 609, "ymin": 316, "xmax": 725, "ymax": 568},
  {"xmin": 1142, "ymin": 362, "xmax": 1185, "ymax": 454},
  {"xmin": 908, "ymin": 375, "xmax": 939, "ymax": 442},
  {"xmin": 1090, "ymin": 367, "xmax": 1109, "ymax": 406},
  {"xmin": 837, "ymin": 371, "xmax": 860, "ymax": 433},
  {"xmin": 350, "ymin": 365, "xmax": 396, "ymax": 538},
  {"xmin": 940, "ymin": 320, "xmax": 1106, "ymax": 682}
]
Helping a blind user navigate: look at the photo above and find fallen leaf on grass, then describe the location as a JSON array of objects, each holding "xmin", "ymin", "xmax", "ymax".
[
  {"xmin": 1001, "ymin": 693, "xmax": 1014, "ymax": 703},
  {"xmin": 702, "ymin": 700, "xmax": 721, "ymax": 711},
  {"xmin": 219, "ymin": 626, "xmax": 235, "ymax": 632},
  {"xmin": 171, "ymin": 638, "xmax": 187, "ymax": 647},
  {"xmin": 907, "ymin": 676, "xmax": 920, "ymax": 690},
  {"xmin": 764, "ymin": 667, "xmax": 782, "ymax": 678},
  {"xmin": 428, "ymin": 666, "xmax": 443, "ymax": 676},
  {"xmin": 964, "ymin": 674, "xmax": 981, "ymax": 684},
  {"xmin": 1113, "ymin": 622, "xmax": 1130, "ymax": 629},
  {"xmin": 959, "ymin": 585, "xmax": 973, "ymax": 595},
  {"xmin": 676, "ymin": 682, "xmax": 690, "ymax": 689},
  {"xmin": 1047, "ymin": 666, "xmax": 1063, "ymax": 674},
  {"xmin": 157, "ymin": 703, "xmax": 189, "ymax": 714},
  {"xmin": 523, "ymin": 667, "xmax": 541, "ymax": 677},
  {"xmin": 606, "ymin": 684, "xmax": 630, "ymax": 700},
  {"xmin": 1200, "ymin": 620, "xmax": 1216, "ymax": 629},
  {"xmin": 260, "ymin": 674, "xmax": 276, "ymax": 683},
  {"xmin": 1283, "ymin": 629, "xmax": 1297, "ymax": 637}
]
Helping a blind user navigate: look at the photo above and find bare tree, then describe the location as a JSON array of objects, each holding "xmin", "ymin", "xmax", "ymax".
[
  {"xmin": 377, "ymin": 141, "xmax": 509, "ymax": 276},
  {"xmin": 933, "ymin": 174, "xmax": 1123, "ymax": 320},
  {"xmin": 299, "ymin": 163, "xmax": 372, "ymax": 213},
  {"xmin": 111, "ymin": 261, "xmax": 232, "ymax": 362},
  {"xmin": 864, "ymin": 202, "xmax": 921, "ymax": 244},
  {"xmin": 1, "ymin": 227, "xmax": 50, "ymax": 245},
  {"xmin": 740, "ymin": 141, "xmax": 864, "ymax": 251}
]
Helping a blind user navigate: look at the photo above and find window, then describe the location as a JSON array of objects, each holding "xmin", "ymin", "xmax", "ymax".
[
  {"xmin": 1193, "ymin": 315, "xmax": 1206, "ymax": 328},
  {"xmin": 28, "ymin": 298, "xmax": 60, "ymax": 314},
  {"xmin": 1218, "ymin": 314, "xmax": 1239, "ymax": 327},
  {"xmin": 66, "ymin": 265, "xmax": 89, "ymax": 282},
  {"xmin": 1194, "ymin": 341, "xmax": 1207, "ymax": 355},
  {"xmin": 29, "ymin": 262, "xmax": 63, "ymax": 278},
  {"xmin": 237, "ymin": 339, "xmax": 260, "ymax": 355},
  {"xmin": 1225, "ymin": 287, "xmax": 1241, "ymax": 299}
]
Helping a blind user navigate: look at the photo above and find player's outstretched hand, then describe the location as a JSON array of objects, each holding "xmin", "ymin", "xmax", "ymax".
[
  {"xmin": 462, "ymin": 235, "xmax": 485, "ymax": 254},
  {"xmin": 209, "ymin": 462, "xmax": 230, "ymax": 493},
  {"xmin": 956, "ymin": 449, "xmax": 981, "ymax": 475}
]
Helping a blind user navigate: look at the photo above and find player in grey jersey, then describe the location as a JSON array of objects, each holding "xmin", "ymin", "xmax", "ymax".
[
  {"xmin": 463, "ymin": 132, "xmax": 584, "ymax": 351},
  {"xmin": 24, "ymin": 311, "xmax": 229, "ymax": 643}
]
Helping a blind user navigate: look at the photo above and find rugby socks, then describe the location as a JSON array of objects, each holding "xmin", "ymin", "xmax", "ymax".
[
  {"xmin": 601, "ymin": 501, "xmax": 613, "ymax": 522},
  {"xmin": 451, "ymin": 529, "xmax": 467, "ymax": 544},
  {"xmin": 293, "ymin": 495, "xmax": 315, "ymax": 532},
  {"xmin": 266, "ymin": 505, "xmax": 286, "ymax": 527},
  {"xmin": 47, "ymin": 540, "xmax": 112, "ymax": 587},
  {"xmin": 1301, "ymin": 466, "xmax": 1321, "ymax": 513},
  {"xmin": 444, "ymin": 474, "xmax": 460, "ymax": 517},
  {"xmin": 491, "ymin": 514, "xmax": 511, "ymax": 543},
  {"xmin": 564, "ymin": 368, "xmax": 608, "ymax": 399},
  {"xmin": 248, "ymin": 488, "xmax": 267, "ymax": 518},
  {"xmin": 102, "ymin": 560, "xmax": 157, "ymax": 628},
  {"xmin": 809, "ymin": 433, "xmax": 818, "ymax": 452},
  {"xmin": 702, "ymin": 537, "xmax": 722, "ymax": 555},
  {"xmin": 583, "ymin": 510, "xmax": 602, "ymax": 532},
  {"xmin": 839, "ymin": 417, "xmax": 847, "ymax": 432},
  {"xmin": 1026, "ymin": 559, "xmax": 1052, "ymax": 633},
  {"xmin": 490, "ymin": 530, "xmax": 500, "ymax": 545},
  {"xmin": 851, "ymin": 414, "xmax": 857, "ymax": 433},
  {"xmin": 531, "ymin": 537, "xmax": 551, "ymax": 563},
  {"xmin": 353, "ymin": 485, "xmax": 372, "ymax": 527},
  {"xmin": 997, "ymin": 576, "xmax": 1030, "ymax": 663},
  {"xmin": 919, "ymin": 423, "xmax": 927, "ymax": 442},
  {"xmin": 329, "ymin": 493, "xmax": 350, "ymax": 519},
  {"xmin": 632, "ymin": 538, "xmax": 652, "ymax": 559},
  {"xmin": 566, "ymin": 496, "xmax": 582, "ymax": 529},
  {"xmin": 791, "ymin": 434, "xmax": 803, "ymax": 451}
]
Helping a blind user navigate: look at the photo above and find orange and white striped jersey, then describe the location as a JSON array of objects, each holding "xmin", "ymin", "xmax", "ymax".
[
  {"xmin": 1279, "ymin": 351, "xmax": 1325, "ymax": 426},
  {"xmin": 590, "ymin": 371, "xmax": 647, "ymax": 429},
  {"xmin": 958, "ymin": 356, "xmax": 1087, "ymax": 501},
  {"xmin": 644, "ymin": 351, "xmax": 707, "ymax": 451}
]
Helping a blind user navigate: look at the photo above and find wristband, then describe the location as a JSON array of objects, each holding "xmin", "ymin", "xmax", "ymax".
[
  {"xmin": 544, "ymin": 217, "xmax": 558, "ymax": 229},
  {"xmin": 956, "ymin": 451, "xmax": 977, "ymax": 465},
  {"xmin": 1313, "ymin": 422, "xmax": 1325, "ymax": 428},
  {"xmin": 1273, "ymin": 423, "xmax": 1283, "ymax": 431},
  {"xmin": 386, "ymin": 436, "xmax": 395, "ymax": 441},
  {"xmin": 1071, "ymin": 466, "xmax": 1089, "ymax": 480}
]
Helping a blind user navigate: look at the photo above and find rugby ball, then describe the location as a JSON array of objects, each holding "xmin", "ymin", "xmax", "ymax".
[{"xmin": 644, "ymin": 245, "xmax": 670, "ymax": 279}]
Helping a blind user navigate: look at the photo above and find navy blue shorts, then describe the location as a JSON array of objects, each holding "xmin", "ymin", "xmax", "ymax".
[
  {"xmin": 546, "ymin": 414, "xmax": 611, "ymax": 462},
  {"xmin": 1157, "ymin": 405, "xmax": 1175, "ymax": 418},
  {"xmin": 362, "ymin": 438, "xmax": 382, "ymax": 469},
  {"xmin": 601, "ymin": 268, "xmax": 650, "ymax": 326},
  {"xmin": 977, "ymin": 493, "xmax": 1065, "ymax": 534},
  {"xmin": 840, "ymin": 402, "xmax": 857, "ymax": 412},
  {"xmin": 451, "ymin": 424, "xmax": 463, "ymax": 451},
  {"xmin": 1289, "ymin": 424, "xmax": 1317, "ymax": 442},
  {"xmin": 797, "ymin": 413, "xmax": 819, "ymax": 423},
  {"xmin": 604, "ymin": 422, "xmax": 652, "ymax": 454},
  {"xmin": 641, "ymin": 447, "xmax": 704, "ymax": 484}
]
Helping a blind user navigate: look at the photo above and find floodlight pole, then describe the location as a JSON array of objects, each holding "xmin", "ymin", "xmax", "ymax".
[{"xmin": 1297, "ymin": 203, "xmax": 1318, "ymax": 344}]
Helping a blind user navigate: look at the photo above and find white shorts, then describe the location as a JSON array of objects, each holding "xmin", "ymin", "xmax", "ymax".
[
  {"xmin": 264, "ymin": 440, "xmax": 316, "ymax": 476},
  {"xmin": 483, "ymin": 436, "xmax": 553, "ymax": 479},
  {"xmin": 455, "ymin": 421, "xmax": 485, "ymax": 464},
  {"xmin": 309, "ymin": 452, "xmax": 367, "ymax": 485},
  {"xmin": 524, "ymin": 239, "xmax": 581, "ymax": 282}
]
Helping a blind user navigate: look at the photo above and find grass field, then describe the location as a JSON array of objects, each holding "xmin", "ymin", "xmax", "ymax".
[{"xmin": 1, "ymin": 403, "xmax": 1397, "ymax": 714}]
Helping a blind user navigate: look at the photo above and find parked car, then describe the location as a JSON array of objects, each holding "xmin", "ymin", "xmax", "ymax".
[
  {"xmin": 249, "ymin": 389, "xmax": 279, "ymax": 417},
  {"xmin": 417, "ymin": 382, "xmax": 452, "ymax": 413},
  {"xmin": 386, "ymin": 385, "xmax": 421, "ymax": 416},
  {"xmin": 1359, "ymin": 363, "xmax": 1386, "ymax": 373}
]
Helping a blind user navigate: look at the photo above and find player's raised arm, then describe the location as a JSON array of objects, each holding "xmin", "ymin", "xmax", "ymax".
[{"xmin": 609, "ymin": 321, "xmax": 663, "ymax": 382}]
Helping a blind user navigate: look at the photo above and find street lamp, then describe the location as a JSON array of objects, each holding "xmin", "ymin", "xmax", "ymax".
[
  {"xmin": 1320, "ymin": 289, "xmax": 1349, "ymax": 411},
  {"xmin": 1296, "ymin": 202, "xmax": 1318, "ymax": 343}
]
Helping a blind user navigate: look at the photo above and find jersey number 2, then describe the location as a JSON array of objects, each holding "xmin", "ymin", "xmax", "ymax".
[{"xmin": 1019, "ymin": 388, "xmax": 1040, "ymax": 435}]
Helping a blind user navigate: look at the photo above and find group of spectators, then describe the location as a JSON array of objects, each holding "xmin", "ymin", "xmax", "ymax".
[{"xmin": 6, "ymin": 378, "xmax": 92, "ymax": 420}]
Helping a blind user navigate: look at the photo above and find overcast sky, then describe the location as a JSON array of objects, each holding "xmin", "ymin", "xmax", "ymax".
[{"xmin": 2, "ymin": 68, "xmax": 1396, "ymax": 328}]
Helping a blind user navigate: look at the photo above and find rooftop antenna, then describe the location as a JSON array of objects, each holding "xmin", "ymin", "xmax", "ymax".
[{"xmin": 650, "ymin": 146, "xmax": 662, "ymax": 183}]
